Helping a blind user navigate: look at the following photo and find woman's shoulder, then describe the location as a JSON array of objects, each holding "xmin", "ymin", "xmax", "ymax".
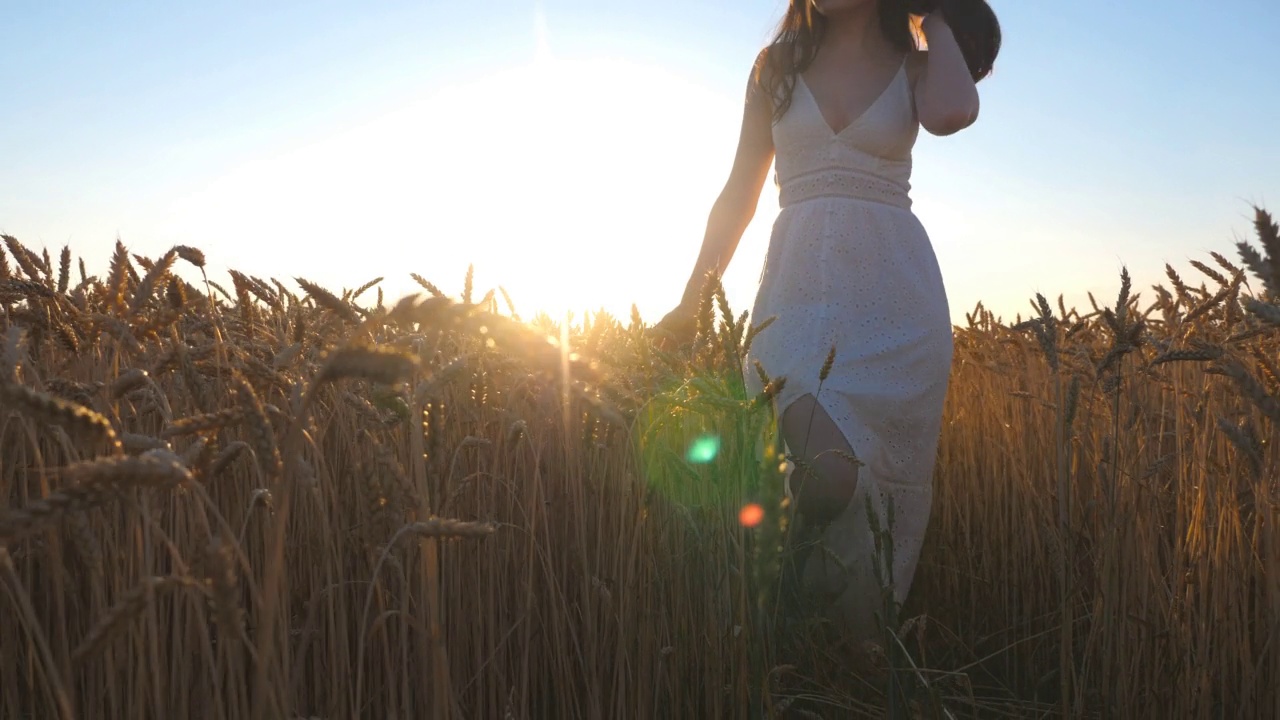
[
  {"xmin": 753, "ymin": 42, "xmax": 790, "ymax": 75},
  {"xmin": 749, "ymin": 42, "xmax": 792, "ymax": 97}
]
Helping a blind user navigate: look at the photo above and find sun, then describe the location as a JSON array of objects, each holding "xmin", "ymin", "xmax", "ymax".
[
  {"xmin": 157, "ymin": 42, "xmax": 775, "ymax": 326},
  {"xmin": 419, "ymin": 54, "xmax": 769, "ymax": 321}
]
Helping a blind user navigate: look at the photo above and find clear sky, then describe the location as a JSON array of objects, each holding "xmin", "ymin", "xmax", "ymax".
[{"xmin": 3, "ymin": 1, "xmax": 1277, "ymax": 325}]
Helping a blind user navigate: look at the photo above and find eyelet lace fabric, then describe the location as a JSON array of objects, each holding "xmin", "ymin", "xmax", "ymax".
[
  {"xmin": 778, "ymin": 168, "xmax": 912, "ymax": 210},
  {"xmin": 744, "ymin": 60, "xmax": 954, "ymax": 642}
]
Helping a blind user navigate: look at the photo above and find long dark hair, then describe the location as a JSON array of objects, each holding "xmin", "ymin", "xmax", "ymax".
[{"xmin": 758, "ymin": 0, "xmax": 1001, "ymax": 122}]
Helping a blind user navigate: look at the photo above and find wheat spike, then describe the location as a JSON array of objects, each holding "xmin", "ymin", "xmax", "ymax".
[
  {"xmin": 0, "ymin": 452, "xmax": 192, "ymax": 542},
  {"xmin": 229, "ymin": 269, "xmax": 258, "ymax": 338},
  {"xmin": 1183, "ymin": 278, "xmax": 1241, "ymax": 324},
  {"xmin": 2, "ymin": 235, "xmax": 45, "ymax": 282},
  {"xmin": 742, "ymin": 316, "xmax": 775, "ymax": 357},
  {"xmin": 181, "ymin": 435, "xmax": 214, "ymax": 472},
  {"xmin": 352, "ymin": 276, "xmax": 383, "ymax": 300},
  {"xmin": 1164, "ymin": 264, "xmax": 1191, "ymax": 306},
  {"xmin": 296, "ymin": 277, "xmax": 361, "ymax": 324},
  {"xmin": 246, "ymin": 275, "xmax": 282, "ymax": 311},
  {"xmin": 44, "ymin": 378, "xmax": 96, "ymax": 408},
  {"xmin": 1, "ymin": 278, "xmax": 57, "ymax": 300},
  {"xmin": 402, "ymin": 517, "xmax": 497, "ymax": 540},
  {"xmin": 819, "ymin": 345, "xmax": 836, "ymax": 382},
  {"xmin": 105, "ymin": 239, "xmax": 132, "ymax": 313},
  {"xmin": 751, "ymin": 376, "xmax": 787, "ymax": 410},
  {"xmin": 129, "ymin": 248, "xmax": 176, "ymax": 313},
  {"xmin": 51, "ymin": 320, "xmax": 79, "ymax": 354},
  {"xmin": 1189, "ymin": 259, "xmax": 1230, "ymax": 288},
  {"xmin": 1215, "ymin": 358, "xmax": 1280, "ymax": 423},
  {"xmin": 208, "ymin": 280, "xmax": 233, "ymax": 302},
  {"xmin": 0, "ymin": 381, "xmax": 121, "ymax": 455},
  {"xmin": 1217, "ymin": 415, "xmax": 1263, "ymax": 477},
  {"xmin": 318, "ymin": 344, "xmax": 420, "ymax": 386},
  {"xmin": 1243, "ymin": 298, "xmax": 1280, "ymax": 327},
  {"xmin": 110, "ymin": 368, "xmax": 151, "ymax": 399},
  {"xmin": 210, "ymin": 441, "xmax": 251, "ymax": 477},
  {"xmin": 411, "ymin": 273, "xmax": 446, "ymax": 298},
  {"xmin": 57, "ymin": 246, "xmax": 71, "ymax": 294},
  {"xmin": 499, "ymin": 285, "xmax": 518, "ymax": 318},
  {"xmin": 753, "ymin": 359, "xmax": 771, "ymax": 388},
  {"xmin": 1151, "ymin": 346, "xmax": 1224, "ymax": 366},
  {"xmin": 166, "ymin": 276, "xmax": 186, "ymax": 310},
  {"xmin": 121, "ymin": 433, "xmax": 171, "ymax": 455},
  {"xmin": 232, "ymin": 374, "xmax": 282, "ymax": 482},
  {"xmin": 172, "ymin": 245, "xmax": 206, "ymax": 268},
  {"xmin": 1210, "ymin": 250, "xmax": 1241, "ymax": 277},
  {"xmin": 1252, "ymin": 206, "xmax": 1280, "ymax": 291}
]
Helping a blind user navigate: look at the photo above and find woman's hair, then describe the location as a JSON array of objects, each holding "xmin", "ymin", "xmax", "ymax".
[{"xmin": 757, "ymin": 0, "xmax": 1001, "ymax": 122}]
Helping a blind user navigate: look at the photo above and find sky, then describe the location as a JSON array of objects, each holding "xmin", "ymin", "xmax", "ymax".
[{"xmin": 3, "ymin": 0, "xmax": 1278, "ymax": 326}]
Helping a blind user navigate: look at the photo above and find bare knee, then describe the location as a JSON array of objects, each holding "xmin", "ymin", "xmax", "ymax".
[
  {"xmin": 780, "ymin": 394, "xmax": 860, "ymax": 522},
  {"xmin": 794, "ymin": 455, "xmax": 858, "ymax": 522}
]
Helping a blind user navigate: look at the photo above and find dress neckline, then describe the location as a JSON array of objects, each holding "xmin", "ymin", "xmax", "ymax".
[{"xmin": 797, "ymin": 59, "xmax": 906, "ymax": 138}]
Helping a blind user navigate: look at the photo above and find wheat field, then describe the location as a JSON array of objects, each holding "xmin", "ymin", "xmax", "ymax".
[{"xmin": 1, "ymin": 209, "xmax": 1277, "ymax": 719}]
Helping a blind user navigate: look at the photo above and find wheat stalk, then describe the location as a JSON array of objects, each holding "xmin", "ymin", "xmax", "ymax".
[{"xmin": 72, "ymin": 575, "xmax": 208, "ymax": 663}]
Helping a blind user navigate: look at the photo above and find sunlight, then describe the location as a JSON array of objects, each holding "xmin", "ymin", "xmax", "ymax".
[{"xmin": 158, "ymin": 44, "xmax": 773, "ymax": 323}]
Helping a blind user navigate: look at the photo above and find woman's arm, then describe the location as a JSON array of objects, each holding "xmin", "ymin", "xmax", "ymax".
[
  {"xmin": 674, "ymin": 52, "xmax": 777, "ymax": 309},
  {"xmin": 913, "ymin": 14, "xmax": 981, "ymax": 136}
]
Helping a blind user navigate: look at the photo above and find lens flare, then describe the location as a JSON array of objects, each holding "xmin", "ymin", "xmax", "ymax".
[
  {"xmin": 739, "ymin": 503, "xmax": 764, "ymax": 528},
  {"xmin": 686, "ymin": 434, "xmax": 720, "ymax": 464}
]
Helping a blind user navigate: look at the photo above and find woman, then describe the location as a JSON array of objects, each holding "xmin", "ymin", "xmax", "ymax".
[{"xmin": 658, "ymin": 0, "xmax": 1000, "ymax": 645}]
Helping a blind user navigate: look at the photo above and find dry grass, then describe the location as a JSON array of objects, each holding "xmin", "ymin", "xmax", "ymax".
[{"xmin": 0, "ymin": 210, "xmax": 1277, "ymax": 719}]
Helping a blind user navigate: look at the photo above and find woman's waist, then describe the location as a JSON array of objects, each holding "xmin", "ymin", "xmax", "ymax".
[{"xmin": 775, "ymin": 168, "xmax": 912, "ymax": 210}]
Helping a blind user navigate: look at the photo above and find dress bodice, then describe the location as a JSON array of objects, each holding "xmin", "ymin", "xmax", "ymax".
[{"xmin": 772, "ymin": 61, "xmax": 919, "ymax": 210}]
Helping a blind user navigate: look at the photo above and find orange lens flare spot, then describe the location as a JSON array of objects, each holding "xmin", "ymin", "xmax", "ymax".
[{"xmin": 739, "ymin": 503, "xmax": 764, "ymax": 528}]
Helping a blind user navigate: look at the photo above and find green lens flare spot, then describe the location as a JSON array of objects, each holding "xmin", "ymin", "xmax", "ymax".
[{"xmin": 686, "ymin": 435, "xmax": 720, "ymax": 464}]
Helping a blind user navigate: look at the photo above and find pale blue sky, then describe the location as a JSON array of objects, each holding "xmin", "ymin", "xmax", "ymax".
[{"xmin": 3, "ymin": 1, "xmax": 1277, "ymax": 323}]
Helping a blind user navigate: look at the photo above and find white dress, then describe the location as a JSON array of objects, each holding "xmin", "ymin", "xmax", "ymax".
[{"xmin": 744, "ymin": 59, "xmax": 954, "ymax": 641}]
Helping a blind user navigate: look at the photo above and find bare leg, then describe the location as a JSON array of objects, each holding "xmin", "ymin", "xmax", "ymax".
[
  {"xmin": 778, "ymin": 393, "xmax": 890, "ymax": 649},
  {"xmin": 778, "ymin": 394, "xmax": 865, "ymax": 612},
  {"xmin": 779, "ymin": 393, "xmax": 859, "ymax": 523}
]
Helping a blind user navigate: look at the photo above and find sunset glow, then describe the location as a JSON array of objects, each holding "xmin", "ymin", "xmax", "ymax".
[{"xmin": 157, "ymin": 46, "xmax": 774, "ymax": 321}]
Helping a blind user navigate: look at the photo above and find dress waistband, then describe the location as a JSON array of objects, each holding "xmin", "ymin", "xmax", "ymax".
[{"xmin": 777, "ymin": 169, "xmax": 912, "ymax": 210}]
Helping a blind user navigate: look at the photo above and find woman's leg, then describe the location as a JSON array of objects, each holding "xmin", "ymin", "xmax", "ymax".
[
  {"xmin": 778, "ymin": 393, "xmax": 894, "ymax": 648},
  {"xmin": 779, "ymin": 393, "xmax": 859, "ymax": 523}
]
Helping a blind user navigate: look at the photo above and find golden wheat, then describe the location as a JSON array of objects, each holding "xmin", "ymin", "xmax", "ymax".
[{"xmin": 0, "ymin": 212, "xmax": 1277, "ymax": 718}]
